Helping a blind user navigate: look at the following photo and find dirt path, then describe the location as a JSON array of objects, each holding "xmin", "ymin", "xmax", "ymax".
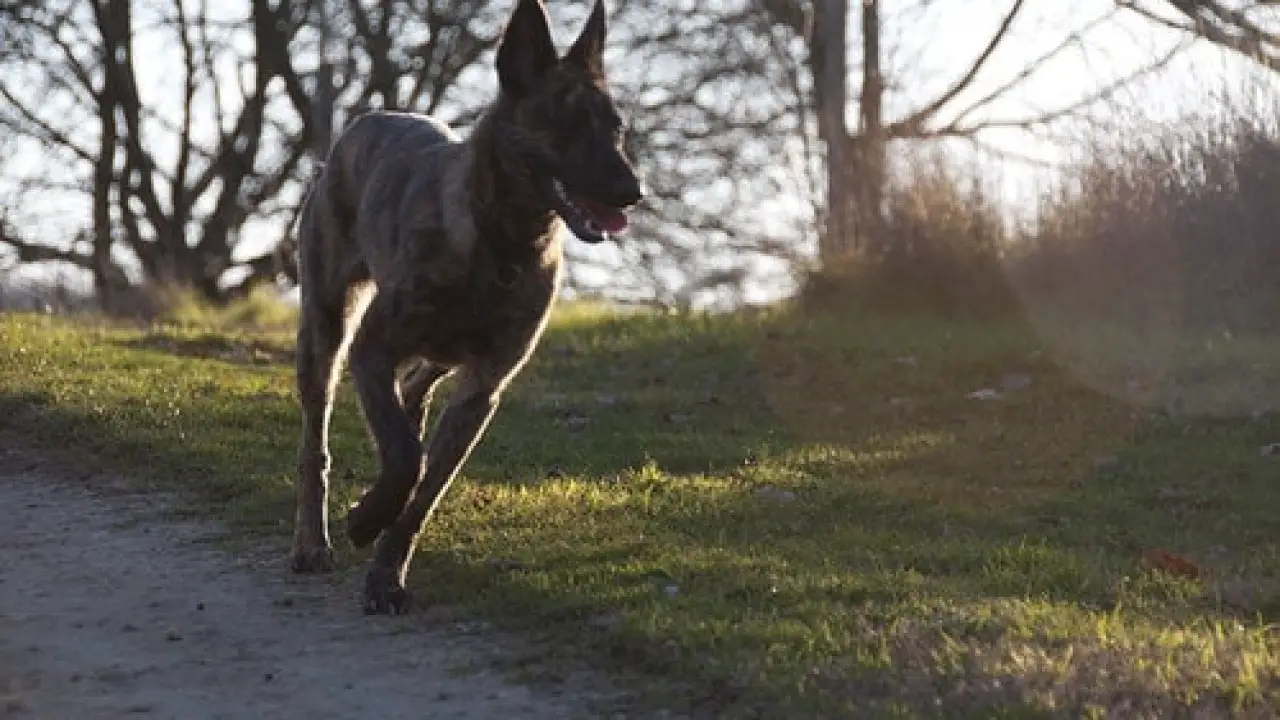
[{"xmin": 0, "ymin": 463, "xmax": 629, "ymax": 720}]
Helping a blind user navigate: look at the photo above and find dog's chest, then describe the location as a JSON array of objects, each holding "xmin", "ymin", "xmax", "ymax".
[{"xmin": 388, "ymin": 260, "xmax": 559, "ymax": 365}]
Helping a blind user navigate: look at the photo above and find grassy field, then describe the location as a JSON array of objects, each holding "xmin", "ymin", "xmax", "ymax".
[{"xmin": 3, "ymin": 295, "xmax": 1280, "ymax": 718}]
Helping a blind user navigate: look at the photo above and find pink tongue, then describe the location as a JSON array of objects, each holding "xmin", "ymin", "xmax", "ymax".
[
  {"xmin": 595, "ymin": 208, "xmax": 629, "ymax": 233},
  {"xmin": 577, "ymin": 197, "xmax": 630, "ymax": 233}
]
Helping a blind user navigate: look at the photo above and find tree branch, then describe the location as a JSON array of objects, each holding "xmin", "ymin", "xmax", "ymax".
[{"xmin": 889, "ymin": 0, "xmax": 1027, "ymax": 136}]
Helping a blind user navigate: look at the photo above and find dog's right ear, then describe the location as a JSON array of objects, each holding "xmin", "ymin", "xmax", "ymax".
[{"xmin": 496, "ymin": 0, "xmax": 558, "ymax": 98}]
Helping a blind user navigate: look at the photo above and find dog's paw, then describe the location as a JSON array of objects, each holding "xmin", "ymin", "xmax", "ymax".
[
  {"xmin": 345, "ymin": 486, "xmax": 409, "ymax": 549},
  {"xmin": 363, "ymin": 566, "xmax": 412, "ymax": 615}
]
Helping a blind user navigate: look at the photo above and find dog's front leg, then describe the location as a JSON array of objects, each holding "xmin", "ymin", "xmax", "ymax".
[{"xmin": 362, "ymin": 369, "xmax": 502, "ymax": 615}]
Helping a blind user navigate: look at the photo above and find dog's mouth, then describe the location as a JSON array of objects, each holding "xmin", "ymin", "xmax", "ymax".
[{"xmin": 552, "ymin": 179, "xmax": 630, "ymax": 244}]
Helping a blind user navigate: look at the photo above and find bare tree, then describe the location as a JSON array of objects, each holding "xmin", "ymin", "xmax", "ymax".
[
  {"xmin": 0, "ymin": 0, "xmax": 1203, "ymax": 311},
  {"xmin": 0, "ymin": 0, "xmax": 40, "ymax": 59},
  {"xmin": 0, "ymin": 0, "xmax": 502, "ymax": 307},
  {"xmin": 1119, "ymin": 1, "xmax": 1280, "ymax": 70},
  {"xmin": 0, "ymin": 0, "xmax": 812, "ymax": 310},
  {"xmin": 555, "ymin": 0, "xmax": 817, "ymax": 307},
  {"xmin": 0, "ymin": 0, "xmax": 319, "ymax": 306},
  {"xmin": 757, "ymin": 0, "xmax": 1191, "ymax": 263}
]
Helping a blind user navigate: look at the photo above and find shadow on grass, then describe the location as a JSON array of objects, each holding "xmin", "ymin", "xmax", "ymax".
[
  {"xmin": 7, "ymin": 306, "xmax": 1280, "ymax": 716},
  {"xmin": 406, "ymin": 429, "xmax": 1278, "ymax": 716},
  {"xmin": 116, "ymin": 330, "xmax": 296, "ymax": 366}
]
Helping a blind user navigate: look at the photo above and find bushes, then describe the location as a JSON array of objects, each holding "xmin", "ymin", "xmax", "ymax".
[
  {"xmin": 804, "ymin": 99, "xmax": 1280, "ymax": 335},
  {"xmin": 801, "ymin": 149, "xmax": 1017, "ymax": 318},
  {"xmin": 1013, "ymin": 105, "xmax": 1280, "ymax": 335}
]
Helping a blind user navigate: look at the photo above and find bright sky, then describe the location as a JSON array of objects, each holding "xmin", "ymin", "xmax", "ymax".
[{"xmin": 2, "ymin": 0, "xmax": 1276, "ymax": 304}]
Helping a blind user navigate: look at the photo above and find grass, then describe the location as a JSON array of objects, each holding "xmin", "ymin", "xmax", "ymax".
[{"xmin": 4, "ymin": 295, "xmax": 1280, "ymax": 718}]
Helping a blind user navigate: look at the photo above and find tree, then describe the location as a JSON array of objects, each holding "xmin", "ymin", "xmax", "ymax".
[
  {"xmin": 0, "ymin": 0, "xmax": 40, "ymax": 59},
  {"xmin": 0, "ymin": 0, "xmax": 1200, "ymax": 311},
  {"xmin": 1119, "ymin": 1, "xmax": 1280, "ymax": 70},
  {"xmin": 0, "ymin": 0, "xmax": 501, "ymax": 307},
  {"xmin": 0, "ymin": 0, "xmax": 320, "ymax": 306},
  {"xmin": 757, "ymin": 0, "xmax": 1190, "ymax": 264},
  {"xmin": 559, "ymin": 0, "xmax": 818, "ymax": 307}
]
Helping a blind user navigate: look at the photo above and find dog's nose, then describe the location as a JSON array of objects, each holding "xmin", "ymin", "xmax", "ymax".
[{"xmin": 614, "ymin": 175, "xmax": 644, "ymax": 207}]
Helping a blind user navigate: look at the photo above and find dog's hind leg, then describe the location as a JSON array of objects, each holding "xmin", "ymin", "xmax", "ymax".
[
  {"xmin": 344, "ymin": 302, "xmax": 425, "ymax": 550},
  {"xmin": 291, "ymin": 293, "xmax": 350, "ymax": 574}
]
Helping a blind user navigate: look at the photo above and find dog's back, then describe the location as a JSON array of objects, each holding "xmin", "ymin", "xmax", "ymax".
[
  {"xmin": 325, "ymin": 112, "xmax": 461, "ymax": 215},
  {"xmin": 296, "ymin": 111, "xmax": 471, "ymax": 304}
]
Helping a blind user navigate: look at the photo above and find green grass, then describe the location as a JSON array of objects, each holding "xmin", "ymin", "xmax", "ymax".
[{"xmin": 4, "ymin": 296, "xmax": 1280, "ymax": 718}]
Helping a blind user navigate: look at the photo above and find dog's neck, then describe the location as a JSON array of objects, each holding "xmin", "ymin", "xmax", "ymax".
[{"xmin": 466, "ymin": 103, "xmax": 562, "ymax": 259}]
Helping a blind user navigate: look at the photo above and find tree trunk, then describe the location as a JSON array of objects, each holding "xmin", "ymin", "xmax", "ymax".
[
  {"xmin": 855, "ymin": 0, "xmax": 886, "ymax": 256},
  {"xmin": 92, "ymin": 32, "xmax": 119, "ymax": 308},
  {"xmin": 809, "ymin": 0, "xmax": 855, "ymax": 264}
]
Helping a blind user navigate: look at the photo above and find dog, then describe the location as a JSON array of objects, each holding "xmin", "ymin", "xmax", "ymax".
[{"xmin": 288, "ymin": 0, "xmax": 643, "ymax": 614}]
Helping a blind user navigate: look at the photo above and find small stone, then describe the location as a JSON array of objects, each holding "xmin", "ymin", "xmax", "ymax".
[
  {"xmin": 999, "ymin": 373, "xmax": 1032, "ymax": 392},
  {"xmin": 1261, "ymin": 443, "xmax": 1280, "ymax": 457}
]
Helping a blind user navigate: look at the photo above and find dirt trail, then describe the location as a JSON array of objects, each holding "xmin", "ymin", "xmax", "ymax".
[{"xmin": 0, "ymin": 461, "xmax": 626, "ymax": 720}]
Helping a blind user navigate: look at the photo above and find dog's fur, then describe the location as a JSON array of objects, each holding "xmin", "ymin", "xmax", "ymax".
[{"xmin": 289, "ymin": 0, "xmax": 642, "ymax": 614}]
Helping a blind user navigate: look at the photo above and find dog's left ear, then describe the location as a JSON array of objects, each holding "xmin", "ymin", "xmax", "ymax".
[{"xmin": 563, "ymin": 0, "xmax": 607, "ymax": 78}]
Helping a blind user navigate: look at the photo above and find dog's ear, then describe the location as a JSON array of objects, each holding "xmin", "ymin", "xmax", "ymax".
[
  {"xmin": 563, "ymin": 0, "xmax": 607, "ymax": 78},
  {"xmin": 496, "ymin": 0, "xmax": 558, "ymax": 97}
]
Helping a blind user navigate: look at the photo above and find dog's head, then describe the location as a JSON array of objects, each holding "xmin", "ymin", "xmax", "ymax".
[{"xmin": 495, "ymin": 0, "xmax": 643, "ymax": 244}]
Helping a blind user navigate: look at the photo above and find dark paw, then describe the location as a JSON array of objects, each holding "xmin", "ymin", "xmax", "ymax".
[
  {"xmin": 346, "ymin": 485, "xmax": 411, "ymax": 549},
  {"xmin": 363, "ymin": 566, "xmax": 412, "ymax": 615},
  {"xmin": 290, "ymin": 545, "xmax": 336, "ymax": 574}
]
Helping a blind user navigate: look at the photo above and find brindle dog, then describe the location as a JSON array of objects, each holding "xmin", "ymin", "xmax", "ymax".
[{"xmin": 289, "ymin": 0, "xmax": 643, "ymax": 614}]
